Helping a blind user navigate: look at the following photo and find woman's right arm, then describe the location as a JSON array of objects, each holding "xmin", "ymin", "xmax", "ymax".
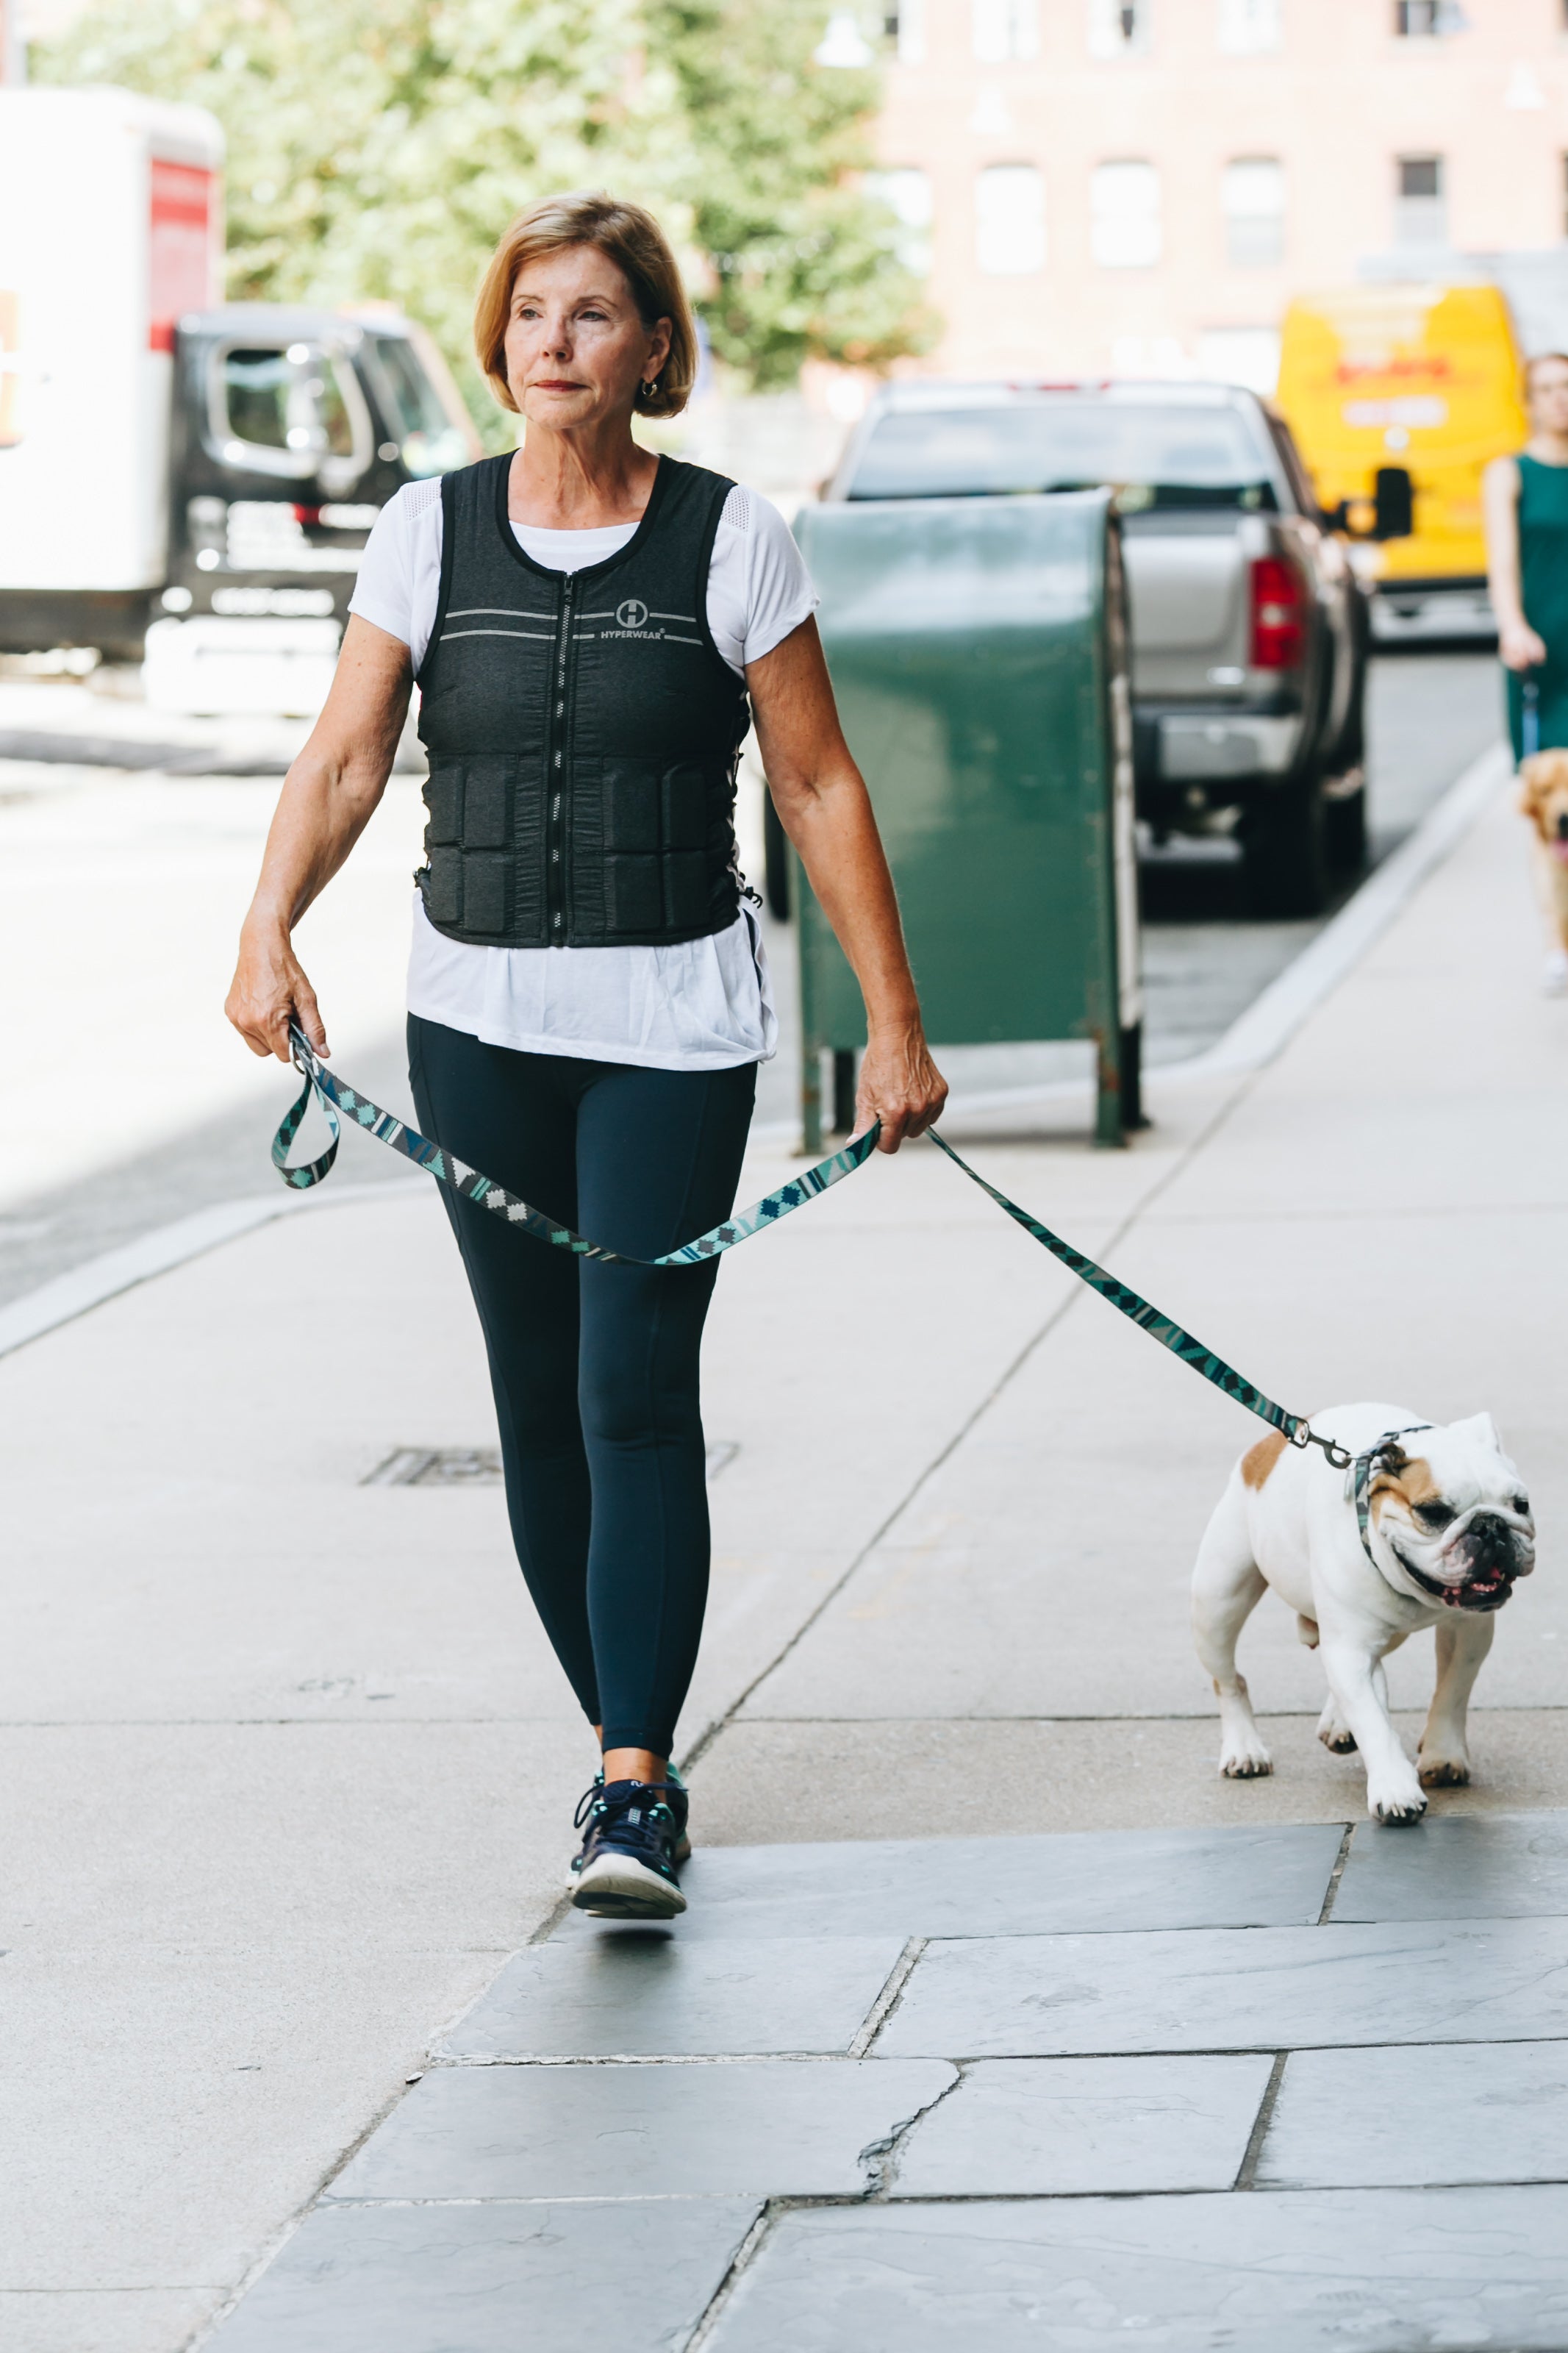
[
  {"xmin": 1483, "ymin": 455, "xmax": 1547, "ymax": 672},
  {"xmin": 224, "ymin": 617, "xmax": 413, "ymax": 1062}
]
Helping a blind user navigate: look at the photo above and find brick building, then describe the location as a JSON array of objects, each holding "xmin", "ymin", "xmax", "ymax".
[{"xmin": 851, "ymin": 0, "xmax": 1568, "ymax": 388}]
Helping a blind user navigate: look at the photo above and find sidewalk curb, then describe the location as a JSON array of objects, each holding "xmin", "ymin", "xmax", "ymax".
[
  {"xmin": 0, "ymin": 743, "xmax": 1510, "ymax": 1364},
  {"xmin": 0, "ymin": 1179, "xmax": 422, "ymax": 1363}
]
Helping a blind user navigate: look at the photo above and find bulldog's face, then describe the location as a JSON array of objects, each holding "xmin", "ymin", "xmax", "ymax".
[
  {"xmin": 1519, "ymin": 751, "xmax": 1568, "ymax": 861},
  {"xmin": 1368, "ymin": 1414, "xmax": 1536, "ymax": 1612}
]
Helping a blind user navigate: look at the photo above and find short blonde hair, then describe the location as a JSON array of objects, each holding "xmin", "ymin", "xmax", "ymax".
[{"xmin": 474, "ymin": 192, "xmax": 697, "ymax": 421}]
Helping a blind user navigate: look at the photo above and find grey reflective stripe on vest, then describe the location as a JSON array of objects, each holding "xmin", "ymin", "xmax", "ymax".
[{"xmin": 413, "ymin": 454, "xmax": 750, "ymax": 950}]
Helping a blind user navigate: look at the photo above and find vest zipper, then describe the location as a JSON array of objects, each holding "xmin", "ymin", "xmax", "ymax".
[{"xmin": 547, "ymin": 574, "xmax": 576, "ymax": 942}]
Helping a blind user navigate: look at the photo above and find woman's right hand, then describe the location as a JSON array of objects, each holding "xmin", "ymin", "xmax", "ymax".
[
  {"xmin": 225, "ymin": 921, "xmax": 328, "ymax": 1063},
  {"xmin": 1500, "ymin": 617, "xmax": 1548, "ymax": 673}
]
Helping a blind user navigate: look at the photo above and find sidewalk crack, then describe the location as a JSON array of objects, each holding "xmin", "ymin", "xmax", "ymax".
[{"xmin": 856, "ymin": 2060, "xmax": 962, "ymax": 2199}]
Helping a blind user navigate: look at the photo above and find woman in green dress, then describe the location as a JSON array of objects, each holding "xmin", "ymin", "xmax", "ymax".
[{"xmin": 1484, "ymin": 351, "xmax": 1568, "ymax": 765}]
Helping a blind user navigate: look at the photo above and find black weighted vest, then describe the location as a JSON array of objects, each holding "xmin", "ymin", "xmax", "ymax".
[{"xmin": 412, "ymin": 453, "xmax": 750, "ymax": 949}]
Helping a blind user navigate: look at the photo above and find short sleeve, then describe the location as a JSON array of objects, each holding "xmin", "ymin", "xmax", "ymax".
[
  {"xmin": 736, "ymin": 489, "xmax": 819, "ymax": 666},
  {"xmin": 348, "ymin": 479, "xmax": 443, "ymax": 668}
]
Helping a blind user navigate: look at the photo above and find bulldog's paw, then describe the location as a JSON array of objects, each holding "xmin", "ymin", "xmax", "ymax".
[
  {"xmin": 1318, "ymin": 1726, "xmax": 1358, "ymax": 1754},
  {"xmin": 1418, "ymin": 1750, "xmax": 1471, "ymax": 1789},
  {"xmin": 1220, "ymin": 1741, "xmax": 1273, "ymax": 1779},
  {"xmin": 1367, "ymin": 1777, "xmax": 1428, "ymax": 1824}
]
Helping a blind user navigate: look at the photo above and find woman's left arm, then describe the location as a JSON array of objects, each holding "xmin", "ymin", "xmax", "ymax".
[{"xmin": 747, "ymin": 618, "xmax": 946, "ymax": 1151}]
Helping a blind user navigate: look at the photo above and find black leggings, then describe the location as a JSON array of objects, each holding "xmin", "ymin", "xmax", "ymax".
[{"xmin": 408, "ymin": 1015, "xmax": 756, "ymax": 1755}]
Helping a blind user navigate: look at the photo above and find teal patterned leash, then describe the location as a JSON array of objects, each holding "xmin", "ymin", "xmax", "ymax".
[
  {"xmin": 275, "ymin": 1023, "xmax": 876, "ymax": 1265},
  {"xmin": 276, "ymin": 1021, "xmax": 1350, "ymax": 1465}
]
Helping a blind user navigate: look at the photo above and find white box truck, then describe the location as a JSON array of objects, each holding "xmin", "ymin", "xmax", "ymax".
[{"xmin": 0, "ymin": 86, "xmax": 479, "ymax": 712}]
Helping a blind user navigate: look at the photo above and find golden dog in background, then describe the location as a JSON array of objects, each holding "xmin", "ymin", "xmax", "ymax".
[{"xmin": 1519, "ymin": 749, "xmax": 1568, "ymax": 993}]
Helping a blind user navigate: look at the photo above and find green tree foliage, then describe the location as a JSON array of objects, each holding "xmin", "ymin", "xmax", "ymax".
[{"xmin": 40, "ymin": 0, "xmax": 931, "ymax": 425}]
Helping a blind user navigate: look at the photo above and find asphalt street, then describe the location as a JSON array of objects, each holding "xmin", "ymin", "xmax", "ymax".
[{"xmin": 0, "ymin": 649, "xmax": 1501, "ymax": 1313}]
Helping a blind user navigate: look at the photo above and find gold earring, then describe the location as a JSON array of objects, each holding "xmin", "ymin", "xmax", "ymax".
[{"xmin": 640, "ymin": 377, "xmax": 659, "ymax": 400}]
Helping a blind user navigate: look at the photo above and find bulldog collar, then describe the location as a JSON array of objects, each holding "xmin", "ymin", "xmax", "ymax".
[{"xmin": 1347, "ymin": 1426, "xmax": 1434, "ymax": 1582}]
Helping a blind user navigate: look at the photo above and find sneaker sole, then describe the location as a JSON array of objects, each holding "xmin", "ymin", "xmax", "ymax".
[{"xmin": 571, "ymin": 1852, "xmax": 687, "ymax": 1918}]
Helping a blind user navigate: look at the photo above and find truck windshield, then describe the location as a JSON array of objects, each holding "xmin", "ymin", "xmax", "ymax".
[
  {"xmin": 845, "ymin": 400, "xmax": 1279, "ymax": 510},
  {"xmin": 365, "ymin": 335, "xmax": 471, "ymax": 477},
  {"xmin": 221, "ymin": 346, "xmax": 354, "ymax": 457}
]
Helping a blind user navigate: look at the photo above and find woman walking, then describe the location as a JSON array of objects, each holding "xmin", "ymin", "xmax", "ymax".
[
  {"xmin": 1486, "ymin": 351, "xmax": 1568, "ymax": 985},
  {"xmin": 226, "ymin": 193, "xmax": 945, "ymax": 1919}
]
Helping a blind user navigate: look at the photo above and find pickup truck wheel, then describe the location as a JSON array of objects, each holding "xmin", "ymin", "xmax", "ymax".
[{"xmin": 1242, "ymin": 775, "xmax": 1331, "ymax": 917}]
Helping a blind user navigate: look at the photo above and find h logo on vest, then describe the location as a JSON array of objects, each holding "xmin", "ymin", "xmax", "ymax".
[{"xmin": 616, "ymin": 598, "xmax": 649, "ymax": 630}]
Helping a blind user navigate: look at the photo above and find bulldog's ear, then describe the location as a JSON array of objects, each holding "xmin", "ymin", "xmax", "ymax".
[{"xmin": 1452, "ymin": 1410, "xmax": 1503, "ymax": 1452}]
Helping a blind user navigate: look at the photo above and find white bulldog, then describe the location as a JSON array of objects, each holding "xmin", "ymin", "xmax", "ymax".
[{"xmin": 1192, "ymin": 1403, "xmax": 1536, "ymax": 1823}]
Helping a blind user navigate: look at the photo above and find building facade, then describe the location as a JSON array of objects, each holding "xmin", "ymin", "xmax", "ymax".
[{"xmin": 866, "ymin": 0, "xmax": 1568, "ymax": 387}]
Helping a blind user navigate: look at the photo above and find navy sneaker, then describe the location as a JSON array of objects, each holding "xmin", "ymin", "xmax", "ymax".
[
  {"xmin": 570, "ymin": 1778, "xmax": 687, "ymax": 1918},
  {"xmin": 572, "ymin": 1767, "xmax": 690, "ymax": 1863}
]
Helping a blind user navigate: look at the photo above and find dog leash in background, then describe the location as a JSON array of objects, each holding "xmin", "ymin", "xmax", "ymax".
[
  {"xmin": 1523, "ymin": 674, "xmax": 1541, "ymax": 760},
  {"xmin": 276, "ymin": 1021, "xmax": 1353, "ymax": 1468}
]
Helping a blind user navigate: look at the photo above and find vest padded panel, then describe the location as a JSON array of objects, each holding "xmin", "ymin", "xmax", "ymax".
[{"xmin": 413, "ymin": 454, "xmax": 751, "ymax": 949}]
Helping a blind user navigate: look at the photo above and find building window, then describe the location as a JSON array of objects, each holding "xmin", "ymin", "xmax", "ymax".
[
  {"xmin": 886, "ymin": 0, "xmax": 927, "ymax": 63},
  {"xmin": 1089, "ymin": 0, "xmax": 1150, "ymax": 57},
  {"xmin": 973, "ymin": 0, "xmax": 1039, "ymax": 61},
  {"xmin": 1394, "ymin": 1, "xmax": 1467, "ymax": 34},
  {"xmin": 975, "ymin": 163, "xmax": 1047, "ymax": 275},
  {"xmin": 1092, "ymin": 160, "xmax": 1162, "ymax": 267},
  {"xmin": 1217, "ymin": 0, "xmax": 1281, "ymax": 51},
  {"xmin": 1222, "ymin": 157, "xmax": 1284, "ymax": 265},
  {"xmin": 867, "ymin": 168, "xmax": 934, "ymax": 276},
  {"xmin": 1395, "ymin": 154, "xmax": 1447, "ymax": 247}
]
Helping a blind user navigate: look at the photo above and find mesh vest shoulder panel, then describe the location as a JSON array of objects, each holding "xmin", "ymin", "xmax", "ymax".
[{"xmin": 413, "ymin": 454, "xmax": 751, "ymax": 949}]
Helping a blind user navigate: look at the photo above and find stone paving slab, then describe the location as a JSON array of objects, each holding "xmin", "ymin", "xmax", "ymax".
[
  {"xmin": 329, "ymin": 2057, "xmax": 956, "ymax": 2201},
  {"xmin": 889, "ymin": 2053, "xmax": 1272, "ymax": 2196},
  {"xmin": 561, "ymin": 1821, "xmax": 1345, "ymax": 1943},
  {"xmin": 1336, "ymin": 1810, "xmax": 1568, "ymax": 1922},
  {"xmin": 704, "ymin": 2185, "xmax": 1568, "ymax": 2351},
  {"xmin": 437, "ymin": 1932, "xmax": 906, "ymax": 2060},
  {"xmin": 1259, "ymin": 2038, "xmax": 1568, "ymax": 2188},
  {"xmin": 0, "ymin": 2290, "xmax": 224, "ymax": 2353},
  {"xmin": 207, "ymin": 2198, "xmax": 759, "ymax": 2353},
  {"xmin": 876, "ymin": 1915, "xmax": 1568, "ymax": 2057}
]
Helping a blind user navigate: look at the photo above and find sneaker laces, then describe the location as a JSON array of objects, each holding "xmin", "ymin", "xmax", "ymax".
[{"xmin": 575, "ymin": 1778, "xmax": 679, "ymax": 1860}]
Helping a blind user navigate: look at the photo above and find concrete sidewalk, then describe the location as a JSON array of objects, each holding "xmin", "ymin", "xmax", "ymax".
[{"xmin": 6, "ymin": 750, "xmax": 1568, "ymax": 2349}]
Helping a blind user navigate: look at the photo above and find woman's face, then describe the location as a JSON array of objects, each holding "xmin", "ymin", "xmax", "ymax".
[
  {"xmin": 1528, "ymin": 357, "xmax": 1568, "ymax": 438},
  {"xmin": 502, "ymin": 244, "xmax": 670, "ymax": 434}
]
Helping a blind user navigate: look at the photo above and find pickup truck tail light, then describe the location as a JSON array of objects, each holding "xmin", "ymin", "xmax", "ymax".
[{"xmin": 1249, "ymin": 554, "xmax": 1307, "ymax": 669}]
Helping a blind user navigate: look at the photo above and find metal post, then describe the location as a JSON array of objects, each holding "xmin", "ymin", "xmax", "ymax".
[{"xmin": 795, "ymin": 850, "xmax": 824, "ymax": 1156}]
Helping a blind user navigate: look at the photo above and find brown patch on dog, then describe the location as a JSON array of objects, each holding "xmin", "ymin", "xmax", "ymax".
[
  {"xmin": 1518, "ymin": 749, "xmax": 1568, "ymax": 845},
  {"xmin": 1241, "ymin": 1431, "xmax": 1288, "ymax": 1488}
]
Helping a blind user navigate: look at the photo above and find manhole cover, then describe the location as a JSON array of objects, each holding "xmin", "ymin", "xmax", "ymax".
[{"xmin": 364, "ymin": 1441, "xmax": 739, "ymax": 1487}]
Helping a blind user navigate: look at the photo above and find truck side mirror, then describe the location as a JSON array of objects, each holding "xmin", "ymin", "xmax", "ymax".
[{"xmin": 1372, "ymin": 466, "xmax": 1414, "ymax": 542}]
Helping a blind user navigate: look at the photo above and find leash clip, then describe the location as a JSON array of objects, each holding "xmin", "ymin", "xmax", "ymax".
[{"xmin": 1290, "ymin": 1421, "xmax": 1353, "ymax": 1471}]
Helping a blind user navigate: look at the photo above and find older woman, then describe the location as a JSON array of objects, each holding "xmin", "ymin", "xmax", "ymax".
[{"xmin": 226, "ymin": 192, "xmax": 946, "ymax": 1919}]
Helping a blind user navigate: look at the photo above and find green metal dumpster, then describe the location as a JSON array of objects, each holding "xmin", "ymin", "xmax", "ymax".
[{"xmin": 790, "ymin": 489, "xmax": 1139, "ymax": 1149}]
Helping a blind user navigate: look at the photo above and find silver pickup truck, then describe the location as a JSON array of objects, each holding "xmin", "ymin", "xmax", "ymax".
[{"xmin": 823, "ymin": 380, "xmax": 1371, "ymax": 916}]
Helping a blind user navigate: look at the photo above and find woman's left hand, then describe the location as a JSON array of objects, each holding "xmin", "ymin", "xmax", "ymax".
[{"xmin": 854, "ymin": 1024, "xmax": 948, "ymax": 1152}]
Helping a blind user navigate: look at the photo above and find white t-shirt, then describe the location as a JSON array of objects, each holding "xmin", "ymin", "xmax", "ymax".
[{"xmin": 348, "ymin": 474, "xmax": 817, "ymax": 1071}]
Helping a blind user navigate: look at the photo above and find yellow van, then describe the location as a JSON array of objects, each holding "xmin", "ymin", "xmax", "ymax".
[{"xmin": 1275, "ymin": 282, "xmax": 1525, "ymax": 602}]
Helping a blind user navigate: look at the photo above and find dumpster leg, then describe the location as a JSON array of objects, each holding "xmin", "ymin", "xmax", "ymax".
[
  {"xmin": 1094, "ymin": 1029, "xmax": 1126, "ymax": 1149},
  {"xmin": 802, "ymin": 1044, "xmax": 824, "ymax": 1157},
  {"xmin": 1120, "ymin": 1020, "xmax": 1149, "ymax": 1132},
  {"xmin": 831, "ymin": 1049, "xmax": 856, "ymax": 1135}
]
